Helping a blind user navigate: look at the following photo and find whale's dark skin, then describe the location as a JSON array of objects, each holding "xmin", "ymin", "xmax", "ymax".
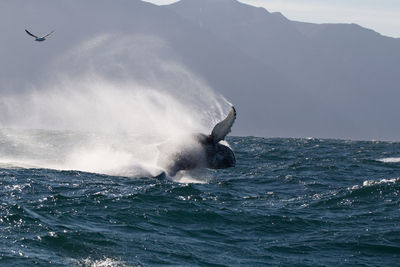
[
  {"xmin": 157, "ymin": 107, "xmax": 236, "ymax": 177},
  {"xmin": 195, "ymin": 133, "xmax": 236, "ymax": 169}
]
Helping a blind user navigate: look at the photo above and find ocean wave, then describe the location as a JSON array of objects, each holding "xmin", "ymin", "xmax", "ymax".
[
  {"xmin": 350, "ymin": 177, "xmax": 400, "ymax": 190},
  {"xmin": 362, "ymin": 177, "xmax": 400, "ymax": 187},
  {"xmin": 77, "ymin": 257, "xmax": 129, "ymax": 267},
  {"xmin": 2, "ymin": 137, "xmax": 400, "ymax": 266}
]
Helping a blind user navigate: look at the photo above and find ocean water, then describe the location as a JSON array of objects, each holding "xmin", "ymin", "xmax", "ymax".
[{"xmin": 1, "ymin": 134, "xmax": 400, "ymax": 266}]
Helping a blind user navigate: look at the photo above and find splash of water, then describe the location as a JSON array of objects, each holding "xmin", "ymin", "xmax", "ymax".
[{"xmin": 0, "ymin": 34, "xmax": 231, "ymax": 178}]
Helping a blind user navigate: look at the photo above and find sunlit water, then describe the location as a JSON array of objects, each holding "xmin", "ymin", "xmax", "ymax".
[{"xmin": 1, "ymin": 135, "xmax": 400, "ymax": 266}]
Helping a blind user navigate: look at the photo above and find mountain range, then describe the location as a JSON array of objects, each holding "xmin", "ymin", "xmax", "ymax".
[{"xmin": 0, "ymin": 0, "xmax": 399, "ymax": 140}]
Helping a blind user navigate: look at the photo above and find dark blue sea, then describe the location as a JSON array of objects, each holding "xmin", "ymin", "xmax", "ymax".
[{"xmin": 1, "ymin": 135, "xmax": 400, "ymax": 266}]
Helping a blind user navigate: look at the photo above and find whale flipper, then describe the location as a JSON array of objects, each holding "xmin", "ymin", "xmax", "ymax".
[{"xmin": 211, "ymin": 106, "xmax": 236, "ymax": 143}]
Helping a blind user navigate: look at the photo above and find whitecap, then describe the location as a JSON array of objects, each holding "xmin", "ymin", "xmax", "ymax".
[
  {"xmin": 348, "ymin": 177, "xmax": 400, "ymax": 190},
  {"xmin": 362, "ymin": 177, "xmax": 400, "ymax": 187},
  {"xmin": 377, "ymin": 157, "xmax": 400, "ymax": 163},
  {"xmin": 77, "ymin": 257, "xmax": 128, "ymax": 267}
]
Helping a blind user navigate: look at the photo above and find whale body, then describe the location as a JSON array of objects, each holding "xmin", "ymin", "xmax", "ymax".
[{"xmin": 157, "ymin": 106, "xmax": 236, "ymax": 177}]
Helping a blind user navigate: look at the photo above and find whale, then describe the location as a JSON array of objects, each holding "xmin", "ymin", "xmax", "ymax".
[{"xmin": 157, "ymin": 106, "xmax": 236, "ymax": 177}]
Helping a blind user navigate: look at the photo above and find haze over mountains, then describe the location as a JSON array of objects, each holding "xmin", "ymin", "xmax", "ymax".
[{"xmin": 1, "ymin": 0, "xmax": 399, "ymax": 140}]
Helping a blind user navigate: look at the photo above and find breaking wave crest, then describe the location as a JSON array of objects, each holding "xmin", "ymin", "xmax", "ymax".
[{"xmin": 377, "ymin": 157, "xmax": 400, "ymax": 163}]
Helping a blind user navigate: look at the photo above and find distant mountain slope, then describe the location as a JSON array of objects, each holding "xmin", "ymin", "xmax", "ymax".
[
  {"xmin": 168, "ymin": 0, "xmax": 400, "ymax": 140},
  {"xmin": 0, "ymin": 0, "xmax": 296, "ymax": 137},
  {"xmin": 0, "ymin": 0, "xmax": 399, "ymax": 139}
]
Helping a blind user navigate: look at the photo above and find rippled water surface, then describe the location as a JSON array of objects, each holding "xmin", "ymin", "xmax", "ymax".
[{"xmin": 1, "ymin": 136, "xmax": 400, "ymax": 266}]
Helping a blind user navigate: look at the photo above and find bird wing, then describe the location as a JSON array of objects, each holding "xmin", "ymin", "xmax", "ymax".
[
  {"xmin": 211, "ymin": 106, "xmax": 236, "ymax": 143},
  {"xmin": 25, "ymin": 29, "xmax": 38, "ymax": 38},
  {"xmin": 42, "ymin": 30, "xmax": 55, "ymax": 38}
]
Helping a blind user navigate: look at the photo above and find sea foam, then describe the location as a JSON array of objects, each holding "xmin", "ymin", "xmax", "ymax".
[{"xmin": 377, "ymin": 157, "xmax": 400, "ymax": 163}]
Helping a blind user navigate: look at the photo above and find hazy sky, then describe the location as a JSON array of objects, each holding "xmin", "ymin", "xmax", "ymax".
[{"xmin": 143, "ymin": 0, "xmax": 400, "ymax": 38}]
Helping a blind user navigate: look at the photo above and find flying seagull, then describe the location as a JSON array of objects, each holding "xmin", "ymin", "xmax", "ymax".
[{"xmin": 25, "ymin": 29, "xmax": 55, "ymax": 41}]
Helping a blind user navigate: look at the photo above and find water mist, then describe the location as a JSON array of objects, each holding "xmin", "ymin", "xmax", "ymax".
[{"xmin": 0, "ymin": 34, "xmax": 231, "ymax": 178}]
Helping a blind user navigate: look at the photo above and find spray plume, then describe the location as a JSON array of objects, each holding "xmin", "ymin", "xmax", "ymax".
[{"xmin": 0, "ymin": 34, "xmax": 231, "ymax": 177}]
